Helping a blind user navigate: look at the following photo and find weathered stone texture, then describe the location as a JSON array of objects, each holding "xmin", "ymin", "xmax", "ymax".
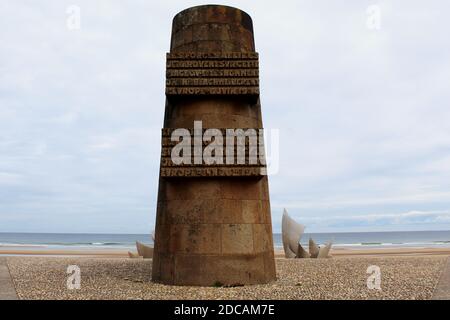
[{"xmin": 152, "ymin": 5, "xmax": 276, "ymax": 286}]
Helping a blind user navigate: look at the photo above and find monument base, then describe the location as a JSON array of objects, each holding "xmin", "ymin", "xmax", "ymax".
[
  {"xmin": 152, "ymin": 177, "xmax": 276, "ymax": 286},
  {"xmin": 152, "ymin": 252, "xmax": 275, "ymax": 286}
]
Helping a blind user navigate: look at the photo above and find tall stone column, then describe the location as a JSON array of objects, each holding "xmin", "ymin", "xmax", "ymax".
[{"xmin": 152, "ymin": 5, "xmax": 276, "ymax": 286}]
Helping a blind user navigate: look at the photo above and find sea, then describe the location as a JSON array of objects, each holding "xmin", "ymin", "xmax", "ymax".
[{"xmin": 1, "ymin": 230, "xmax": 450, "ymax": 251}]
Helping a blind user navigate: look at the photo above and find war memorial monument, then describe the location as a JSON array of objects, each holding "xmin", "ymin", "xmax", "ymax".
[{"xmin": 151, "ymin": 5, "xmax": 277, "ymax": 286}]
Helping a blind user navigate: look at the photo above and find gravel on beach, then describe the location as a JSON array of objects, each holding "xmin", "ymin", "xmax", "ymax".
[{"xmin": 6, "ymin": 256, "xmax": 447, "ymax": 300}]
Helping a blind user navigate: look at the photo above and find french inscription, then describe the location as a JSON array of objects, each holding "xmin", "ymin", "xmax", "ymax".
[
  {"xmin": 160, "ymin": 158, "xmax": 265, "ymax": 167},
  {"xmin": 162, "ymin": 128, "xmax": 263, "ymax": 136},
  {"xmin": 166, "ymin": 78, "xmax": 259, "ymax": 87},
  {"xmin": 160, "ymin": 166, "xmax": 264, "ymax": 178},
  {"xmin": 161, "ymin": 128, "xmax": 264, "ymax": 147},
  {"xmin": 166, "ymin": 87, "xmax": 260, "ymax": 95},
  {"xmin": 166, "ymin": 52, "xmax": 260, "ymax": 96},
  {"xmin": 160, "ymin": 127, "xmax": 266, "ymax": 177},
  {"xmin": 167, "ymin": 60, "xmax": 259, "ymax": 69},
  {"xmin": 167, "ymin": 69, "xmax": 259, "ymax": 78},
  {"xmin": 167, "ymin": 52, "xmax": 259, "ymax": 59}
]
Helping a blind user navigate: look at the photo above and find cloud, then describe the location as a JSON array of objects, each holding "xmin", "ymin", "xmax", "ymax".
[
  {"xmin": 1, "ymin": 1, "xmax": 450, "ymax": 233},
  {"xmin": 288, "ymin": 210, "xmax": 450, "ymax": 232},
  {"xmin": 273, "ymin": 191, "xmax": 450, "ymax": 210},
  {"xmin": 0, "ymin": 172, "xmax": 24, "ymax": 186}
]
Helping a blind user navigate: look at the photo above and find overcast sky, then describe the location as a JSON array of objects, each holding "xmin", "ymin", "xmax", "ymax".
[{"xmin": 1, "ymin": 0, "xmax": 450, "ymax": 233}]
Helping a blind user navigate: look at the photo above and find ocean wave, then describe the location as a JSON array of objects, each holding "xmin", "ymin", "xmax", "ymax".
[
  {"xmin": 91, "ymin": 242, "xmax": 125, "ymax": 246},
  {"xmin": 44, "ymin": 242, "xmax": 128, "ymax": 246},
  {"xmin": 0, "ymin": 243, "xmax": 47, "ymax": 248},
  {"xmin": 332, "ymin": 241, "xmax": 450, "ymax": 248},
  {"xmin": 0, "ymin": 242, "xmax": 131, "ymax": 248}
]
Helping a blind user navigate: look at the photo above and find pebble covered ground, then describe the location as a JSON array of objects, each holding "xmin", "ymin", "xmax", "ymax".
[{"xmin": 7, "ymin": 256, "xmax": 447, "ymax": 300}]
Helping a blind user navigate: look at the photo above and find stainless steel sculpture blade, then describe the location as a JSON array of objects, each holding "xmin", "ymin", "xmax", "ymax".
[
  {"xmin": 136, "ymin": 241, "xmax": 154, "ymax": 259},
  {"xmin": 309, "ymin": 238, "xmax": 320, "ymax": 258},
  {"xmin": 128, "ymin": 251, "xmax": 141, "ymax": 259},
  {"xmin": 282, "ymin": 209, "xmax": 305, "ymax": 258},
  {"xmin": 296, "ymin": 243, "xmax": 311, "ymax": 258},
  {"xmin": 317, "ymin": 241, "xmax": 333, "ymax": 259}
]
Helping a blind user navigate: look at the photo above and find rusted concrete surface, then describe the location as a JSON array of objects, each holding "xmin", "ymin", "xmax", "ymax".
[{"xmin": 152, "ymin": 5, "xmax": 276, "ymax": 286}]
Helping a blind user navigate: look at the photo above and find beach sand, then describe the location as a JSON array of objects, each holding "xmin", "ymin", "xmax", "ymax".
[
  {"xmin": 2, "ymin": 246, "xmax": 450, "ymax": 258},
  {"xmin": 0, "ymin": 248, "xmax": 129, "ymax": 258},
  {"xmin": 4, "ymin": 247, "xmax": 449, "ymax": 300}
]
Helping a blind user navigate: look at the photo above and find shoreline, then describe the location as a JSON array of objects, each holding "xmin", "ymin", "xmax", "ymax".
[{"xmin": 1, "ymin": 246, "xmax": 450, "ymax": 258}]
